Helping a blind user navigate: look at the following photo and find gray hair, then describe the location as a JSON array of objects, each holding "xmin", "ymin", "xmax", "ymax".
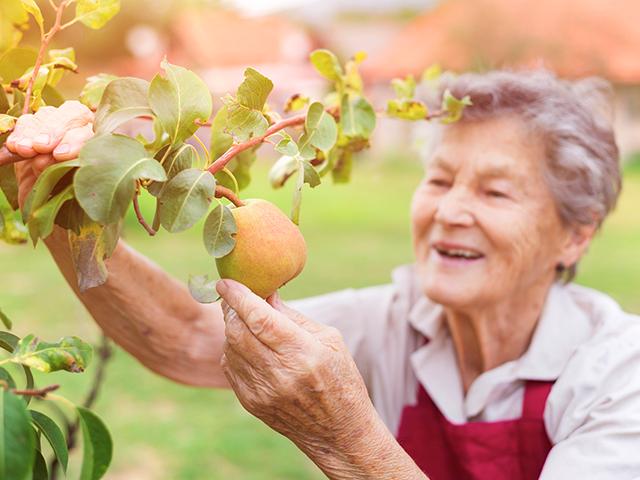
[{"xmin": 423, "ymin": 69, "xmax": 621, "ymax": 282}]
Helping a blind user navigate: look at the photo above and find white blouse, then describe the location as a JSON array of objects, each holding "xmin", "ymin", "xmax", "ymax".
[{"xmin": 289, "ymin": 264, "xmax": 640, "ymax": 480}]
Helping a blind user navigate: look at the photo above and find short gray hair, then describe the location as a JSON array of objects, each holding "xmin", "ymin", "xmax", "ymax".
[{"xmin": 425, "ymin": 69, "xmax": 622, "ymax": 281}]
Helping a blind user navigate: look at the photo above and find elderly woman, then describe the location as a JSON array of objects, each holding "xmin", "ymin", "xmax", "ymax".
[{"xmin": 4, "ymin": 70, "xmax": 640, "ymax": 479}]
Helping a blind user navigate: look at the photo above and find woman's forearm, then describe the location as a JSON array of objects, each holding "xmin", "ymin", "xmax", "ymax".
[
  {"xmin": 44, "ymin": 226, "xmax": 228, "ymax": 387},
  {"xmin": 300, "ymin": 406, "xmax": 427, "ymax": 480}
]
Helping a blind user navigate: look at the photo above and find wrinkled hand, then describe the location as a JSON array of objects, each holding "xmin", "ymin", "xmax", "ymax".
[
  {"xmin": 1, "ymin": 101, "xmax": 94, "ymax": 208},
  {"xmin": 216, "ymin": 279, "xmax": 377, "ymax": 458}
]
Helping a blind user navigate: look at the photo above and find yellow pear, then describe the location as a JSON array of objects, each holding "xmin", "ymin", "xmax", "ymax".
[{"xmin": 215, "ymin": 199, "xmax": 307, "ymax": 298}]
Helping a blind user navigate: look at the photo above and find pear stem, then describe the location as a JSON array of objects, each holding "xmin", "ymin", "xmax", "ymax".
[{"xmin": 215, "ymin": 185, "xmax": 245, "ymax": 207}]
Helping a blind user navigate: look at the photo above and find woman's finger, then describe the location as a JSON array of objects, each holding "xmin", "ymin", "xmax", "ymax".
[
  {"xmin": 53, "ymin": 123, "xmax": 94, "ymax": 161},
  {"xmin": 216, "ymin": 279, "xmax": 313, "ymax": 352},
  {"xmin": 222, "ymin": 300, "xmax": 272, "ymax": 366}
]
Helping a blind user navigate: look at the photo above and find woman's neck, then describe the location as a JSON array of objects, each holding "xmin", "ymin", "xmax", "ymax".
[{"xmin": 444, "ymin": 281, "xmax": 553, "ymax": 394}]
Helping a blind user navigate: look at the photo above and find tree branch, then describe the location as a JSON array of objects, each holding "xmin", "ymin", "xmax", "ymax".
[
  {"xmin": 215, "ymin": 185, "xmax": 245, "ymax": 208},
  {"xmin": 11, "ymin": 384, "xmax": 59, "ymax": 397},
  {"xmin": 23, "ymin": 0, "xmax": 72, "ymax": 114},
  {"xmin": 133, "ymin": 190, "xmax": 156, "ymax": 236}
]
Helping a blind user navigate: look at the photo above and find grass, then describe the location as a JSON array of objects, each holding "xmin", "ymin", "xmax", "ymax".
[{"xmin": 1, "ymin": 152, "xmax": 638, "ymax": 479}]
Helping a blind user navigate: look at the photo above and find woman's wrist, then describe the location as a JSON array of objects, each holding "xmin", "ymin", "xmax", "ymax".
[{"xmin": 299, "ymin": 401, "xmax": 427, "ymax": 480}]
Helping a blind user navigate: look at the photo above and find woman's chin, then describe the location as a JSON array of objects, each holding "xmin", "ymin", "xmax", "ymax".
[{"xmin": 419, "ymin": 268, "xmax": 483, "ymax": 308}]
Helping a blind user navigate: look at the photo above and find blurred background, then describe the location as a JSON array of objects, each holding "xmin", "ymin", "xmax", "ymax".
[{"xmin": 1, "ymin": 0, "xmax": 639, "ymax": 478}]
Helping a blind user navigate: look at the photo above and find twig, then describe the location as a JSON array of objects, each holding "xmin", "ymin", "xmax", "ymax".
[
  {"xmin": 11, "ymin": 384, "xmax": 59, "ymax": 397},
  {"xmin": 23, "ymin": 0, "xmax": 72, "ymax": 114},
  {"xmin": 133, "ymin": 189, "xmax": 156, "ymax": 236},
  {"xmin": 49, "ymin": 335, "xmax": 113, "ymax": 480},
  {"xmin": 215, "ymin": 185, "xmax": 245, "ymax": 207},
  {"xmin": 207, "ymin": 113, "xmax": 308, "ymax": 175}
]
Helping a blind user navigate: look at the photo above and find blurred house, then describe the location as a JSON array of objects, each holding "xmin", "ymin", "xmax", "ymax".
[{"xmin": 363, "ymin": 0, "xmax": 640, "ymax": 158}]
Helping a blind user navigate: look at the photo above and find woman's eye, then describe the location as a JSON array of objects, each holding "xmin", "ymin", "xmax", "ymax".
[
  {"xmin": 428, "ymin": 178, "xmax": 450, "ymax": 188},
  {"xmin": 487, "ymin": 190, "xmax": 508, "ymax": 199}
]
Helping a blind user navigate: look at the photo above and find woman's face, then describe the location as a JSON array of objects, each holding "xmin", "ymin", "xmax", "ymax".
[{"xmin": 411, "ymin": 116, "xmax": 578, "ymax": 308}]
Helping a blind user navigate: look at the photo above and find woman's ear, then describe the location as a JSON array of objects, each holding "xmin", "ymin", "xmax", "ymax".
[{"xmin": 559, "ymin": 222, "xmax": 598, "ymax": 267}]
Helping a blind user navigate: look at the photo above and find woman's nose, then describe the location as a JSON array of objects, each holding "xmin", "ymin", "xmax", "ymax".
[{"xmin": 434, "ymin": 187, "xmax": 474, "ymax": 227}]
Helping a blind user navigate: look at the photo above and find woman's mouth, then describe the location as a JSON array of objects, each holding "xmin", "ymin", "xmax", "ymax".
[{"xmin": 431, "ymin": 244, "xmax": 485, "ymax": 266}]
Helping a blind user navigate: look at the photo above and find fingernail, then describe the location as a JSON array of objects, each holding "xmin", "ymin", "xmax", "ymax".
[
  {"xmin": 54, "ymin": 144, "xmax": 70, "ymax": 155},
  {"xmin": 216, "ymin": 279, "xmax": 230, "ymax": 296},
  {"xmin": 34, "ymin": 134, "xmax": 50, "ymax": 145},
  {"xmin": 18, "ymin": 138, "xmax": 32, "ymax": 148}
]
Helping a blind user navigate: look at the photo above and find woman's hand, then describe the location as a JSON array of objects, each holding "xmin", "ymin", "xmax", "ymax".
[
  {"xmin": 216, "ymin": 279, "xmax": 427, "ymax": 480},
  {"xmin": 3, "ymin": 101, "xmax": 94, "ymax": 208}
]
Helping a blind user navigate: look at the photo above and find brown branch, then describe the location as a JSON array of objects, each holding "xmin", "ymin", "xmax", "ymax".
[
  {"xmin": 215, "ymin": 185, "xmax": 245, "ymax": 207},
  {"xmin": 11, "ymin": 384, "xmax": 59, "ymax": 397},
  {"xmin": 133, "ymin": 191, "xmax": 156, "ymax": 236},
  {"xmin": 23, "ymin": 0, "xmax": 71, "ymax": 114},
  {"xmin": 207, "ymin": 113, "xmax": 308, "ymax": 175}
]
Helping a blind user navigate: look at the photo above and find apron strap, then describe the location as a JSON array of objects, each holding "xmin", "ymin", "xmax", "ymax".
[{"xmin": 522, "ymin": 380, "xmax": 554, "ymax": 419}]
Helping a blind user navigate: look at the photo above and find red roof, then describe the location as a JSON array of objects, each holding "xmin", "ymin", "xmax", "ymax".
[{"xmin": 364, "ymin": 0, "xmax": 640, "ymax": 83}]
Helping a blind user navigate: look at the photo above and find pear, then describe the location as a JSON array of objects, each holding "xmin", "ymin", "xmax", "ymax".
[{"xmin": 215, "ymin": 199, "xmax": 307, "ymax": 298}]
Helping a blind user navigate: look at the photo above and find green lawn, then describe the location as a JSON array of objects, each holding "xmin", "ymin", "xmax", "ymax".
[{"xmin": 1, "ymin": 153, "xmax": 638, "ymax": 479}]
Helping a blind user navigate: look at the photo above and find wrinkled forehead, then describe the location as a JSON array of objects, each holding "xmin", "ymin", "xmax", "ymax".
[{"xmin": 422, "ymin": 117, "xmax": 546, "ymax": 178}]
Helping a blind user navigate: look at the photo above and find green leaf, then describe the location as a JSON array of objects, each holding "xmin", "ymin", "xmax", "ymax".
[
  {"xmin": 386, "ymin": 99, "xmax": 428, "ymax": 121},
  {"xmin": 0, "ymin": 190, "xmax": 27, "ymax": 245},
  {"xmin": 302, "ymin": 161, "xmax": 321, "ymax": 188},
  {"xmin": 441, "ymin": 89, "xmax": 472, "ymax": 124},
  {"xmin": 0, "ymin": 390, "xmax": 35, "ymax": 480},
  {"xmin": 0, "ymin": 115, "xmax": 15, "ymax": 134},
  {"xmin": 23, "ymin": 159, "xmax": 79, "ymax": 224},
  {"xmin": 332, "ymin": 149, "xmax": 353, "ymax": 183},
  {"xmin": 340, "ymin": 94, "xmax": 376, "ymax": 139},
  {"xmin": 10, "ymin": 334, "xmax": 92, "ymax": 373},
  {"xmin": 30, "ymin": 410, "xmax": 68, "ymax": 473},
  {"xmin": 0, "ymin": 1, "xmax": 28, "ymax": 54},
  {"xmin": 75, "ymin": 134, "xmax": 166, "ymax": 224},
  {"xmin": 225, "ymin": 148, "xmax": 256, "ymax": 191},
  {"xmin": 274, "ymin": 137, "xmax": 298, "ymax": 156},
  {"xmin": 32, "ymin": 448, "xmax": 48, "ymax": 480},
  {"xmin": 344, "ymin": 51, "xmax": 367, "ymax": 94},
  {"xmin": 149, "ymin": 59, "xmax": 212, "ymax": 147},
  {"xmin": 147, "ymin": 144, "xmax": 196, "ymax": 197},
  {"xmin": 75, "ymin": 0, "xmax": 120, "ymax": 29},
  {"xmin": 203, "ymin": 203, "xmax": 237, "ymax": 258},
  {"xmin": 69, "ymin": 217, "xmax": 120, "ymax": 292},
  {"xmin": 209, "ymin": 106, "xmax": 233, "ymax": 161},
  {"xmin": 268, "ymin": 155, "xmax": 298, "ymax": 189},
  {"xmin": 42, "ymin": 84, "xmax": 65, "ymax": 107},
  {"xmin": 20, "ymin": 0, "xmax": 43, "ymax": 30},
  {"xmin": 0, "ymin": 47, "xmax": 36, "ymax": 83},
  {"xmin": 77, "ymin": 406, "xmax": 112, "ymax": 480},
  {"xmin": 27, "ymin": 184, "xmax": 74, "ymax": 245},
  {"xmin": 0, "ymin": 164, "xmax": 19, "ymax": 210},
  {"xmin": 0, "ymin": 89, "xmax": 9, "ymax": 114},
  {"xmin": 391, "ymin": 75, "xmax": 416, "ymax": 99},
  {"xmin": 213, "ymin": 168, "xmax": 238, "ymax": 194},
  {"xmin": 54, "ymin": 198, "xmax": 85, "ymax": 235},
  {"xmin": 0, "ymin": 332, "xmax": 19, "ymax": 353},
  {"xmin": 301, "ymin": 102, "xmax": 337, "ymax": 151},
  {"xmin": 188, "ymin": 275, "xmax": 218, "ymax": 304},
  {"xmin": 421, "ymin": 64, "xmax": 442, "ymax": 82},
  {"xmin": 47, "ymin": 47, "xmax": 76, "ymax": 86},
  {"xmin": 94, "ymin": 77, "xmax": 152, "ymax": 135},
  {"xmin": 158, "ymin": 168, "xmax": 215, "ymax": 233},
  {"xmin": 223, "ymin": 67, "xmax": 273, "ymax": 142},
  {"xmin": 0, "ymin": 367, "xmax": 16, "ymax": 389},
  {"xmin": 0, "ymin": 308, "xmax": 11, "ymax": 330},
  {"xmin": 284, "ymin": 94, "xmax": 309, "ymax": 113},
  {"xmin": 79, "ymin": 73, "xmax": 118, "ymax": 110},
  {"xmin": 310, "ymin": 49, "xmax": 343, "ymax": 82}
]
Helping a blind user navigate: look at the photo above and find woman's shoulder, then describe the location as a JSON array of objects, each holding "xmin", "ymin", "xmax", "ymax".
[{"xmin": 547, "ymin": 283, "xmax": 640, "ymax": 438}]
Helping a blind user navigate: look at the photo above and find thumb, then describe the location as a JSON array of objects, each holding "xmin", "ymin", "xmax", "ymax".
[{"xmin": 266, "ymin": 292, "xmax": 324, "ymax": 335}]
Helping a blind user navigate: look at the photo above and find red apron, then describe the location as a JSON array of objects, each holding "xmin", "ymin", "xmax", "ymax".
[{"xmin": 396, "ymin": 380, "xmax": 554, "ymax": 480}]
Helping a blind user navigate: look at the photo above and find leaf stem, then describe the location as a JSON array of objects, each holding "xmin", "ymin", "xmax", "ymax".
[
  {"xmin": 215, "ymin": 185, "xmax": 244, "ymax": 208},
  {"xmin": 133, "ymin": 187, "xmax": 157, "ymax": 236},
  {"xmin": 11, "ymin": 384, "xmax": 59, "ymax": 397},
  {"xmin": 192, "ymin": 134, "xmax": 211, "ymax": 166},
  {"xmin": 23, "ymin": 0, "xmax": 72, "ymax": 114}
]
